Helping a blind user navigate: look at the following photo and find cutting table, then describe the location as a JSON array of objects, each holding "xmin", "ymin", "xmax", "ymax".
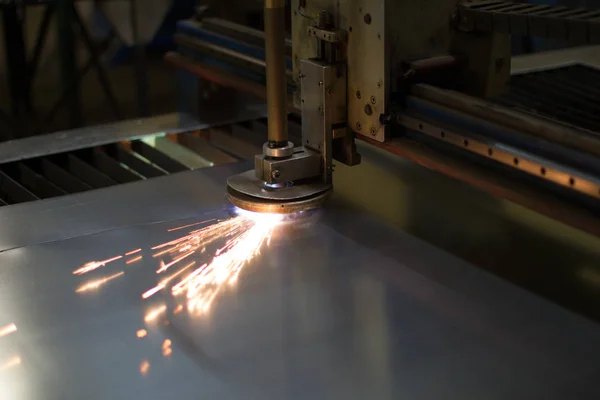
[{"xmin": 0, "ymin": 162, "xmax": 599, "ymax": 399}]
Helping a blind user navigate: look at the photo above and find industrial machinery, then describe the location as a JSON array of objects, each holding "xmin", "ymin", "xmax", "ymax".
[
  {"xmin": 175, "ymin": 0, "xmax": 600, "ymax": 236},
  {"xmin": 2, "ymin": 2, "xmax": 600, "ymax": 399}
]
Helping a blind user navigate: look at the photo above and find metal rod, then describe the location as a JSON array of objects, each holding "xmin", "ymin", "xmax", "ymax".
[
  {"xmin": 411, "ymin": 84, "xmax": 600, "ymax": 159},
  {"xmin": 264, "ymin": 0, "xmax": 288, "ymax": 147}
]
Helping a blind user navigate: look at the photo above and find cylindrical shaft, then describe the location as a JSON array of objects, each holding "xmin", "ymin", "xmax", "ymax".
[{"xmin": 264, "ymin": 0, "xmax": 288, "ymax": 147}]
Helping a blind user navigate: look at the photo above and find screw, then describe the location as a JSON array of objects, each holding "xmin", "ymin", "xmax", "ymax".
[
  {"xmin": 370, "ymin": 96, "xmax": 376, "ymax": 104},
  {"xmin": 299, "ymin": 72, "xmax": 305, "ymax": 79},
  {"xmin": 326, "ymin": 87, "xmax": 332, "ymax": 95},
  {"xmin": 356, "ymin": 90, "xmax": 362, "ymax": 99},
  {"xmin": 364, "ymin": 104, "xmax": 373, "ymax": 115},
  {"xmin": 370, "ymin": 127, "xmax": 377, "ymax": 136},
  {"xmin": 319, "ymin": 81, "xmax": 323, "ymax": 86},
  {"xmin": 377, "ymin": 32, "xmax": 381, "ymax": 40},
  {"xmin": 318, "ymin": 105, "xmax": 324, "ymax": 114},
  {"xmin": 271, "ymin": 170, "xmax": 280, "ymax": 179},
  {"xmin": 364, "ymin": 14, "xmax": 372, "ymax": 24},
  {"xmin": 356, "ymin": 122, "xmax": 362, "ymax": 130}
]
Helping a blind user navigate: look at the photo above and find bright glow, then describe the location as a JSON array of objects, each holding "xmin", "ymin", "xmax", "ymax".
[
  {"xmin": 126, "ymin": 255, "xmax": 143, "ymax": 265},
  {"xmin": 125, "ymin": 249, "xmax": 142, "ymax": 256},
  {"xmin": 0, "ymin": 323, "xmax": 17, "ymax": 338},
  {"xmin": 162, "ymin": 339, "xmax": 172, "ymax": 349},
  {"xmin": 144, "ymin": 305, "xmax": 167, "ymax": 323},
  {"xmin": 73, "ymin": 256, "xmax": 123, "ymax": 275},
  {"xmin": 139, "ymin": 360, "xmax": 150, "ymax": 376},
  {"xmin": 0, "ymin": 355, "xmax": 21, "ymax": 371},
  {"xmin": 176, "ymin": 212, "xmax": 281, "ymax": 315},
  {"xmin": 163, "ymin": 347, "xmax": 173, "ymax": 357},
  {"xmin": 75, "ymin": 271, "xmax": 125, "ymax": 293},
  {"xmin": 136, "ymin": 329, "xmax": 147, "ymax": 338}
]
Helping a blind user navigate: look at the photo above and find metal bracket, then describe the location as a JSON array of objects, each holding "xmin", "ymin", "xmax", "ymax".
[
  {"xmin": 307, "ymin": 26, "xmax": 347, "ymax": 43},
  {"xmin": 254, "ymin": 149, "xmax": 321, "ymax": 184}
]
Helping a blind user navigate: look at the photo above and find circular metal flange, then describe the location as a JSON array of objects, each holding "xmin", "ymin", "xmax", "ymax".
[
  {"xmin": 226, "ymin": 170, "xmax": 332, "ymax": 214},
  {"xmin": 263, "ymin": 141, "xmax": 294, "ymax": 158}
]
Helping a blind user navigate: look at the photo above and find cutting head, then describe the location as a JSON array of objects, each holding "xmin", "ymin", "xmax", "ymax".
[{"xmin": 226, "ymin": 170, "xmax": 332, "ymax": 214}]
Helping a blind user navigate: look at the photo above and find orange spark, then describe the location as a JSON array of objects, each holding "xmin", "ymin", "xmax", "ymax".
[
  {"xmin": 0, "ymin": 355, "xmax": 21, "ymax": 371},
  {"xmin": 139, "ymin": 360, "xmax": 150, "ymax": 376},
  {"xmin": 156, "ymin": 251, "xmax": 194, "ymax": 274},
  {"xmin": 73, "ymin": 255, "xmax": 123, "ymax": 275},
  {"xmin": 162, "ymin": 339, "xmax": 172, "ymax": 349},
  {"xmin": 142, "ymin": 285, "xmax": 164, "ymax": 300},
  {"xmin": 125, "ymin": 248, "xmax": 142, "ymax": 256},
  {"xmin": 75, "ymin": 271, "xmax": 125, "ymax": 293},
  {"xmin": 0, "ymin": 323, "xmax": 17, "ymax": 338},
  {"xmin": 144, "ymin": 305, "xmax": 167, "ymax": 323},
  {"xmin": 126, "ymin": 255, "xmax": 143, "ymax": 265},
  {"xmin": 142, "ymin": 261, "xmax": 196, "ymax": 300},
  {"xmin": 136, "ymin": 329, "xmax": 147, "ymax": 338},
  {"xmin": 174, "ymin": 305, "xmax": 184, "ymax": 314},
  {"xmin": 175, "ymin": 212, "xmax": 281, "ymax": 315},
  {"xmin": 167, "ymin": 218, "xmax": 216, "ymax": 232}
]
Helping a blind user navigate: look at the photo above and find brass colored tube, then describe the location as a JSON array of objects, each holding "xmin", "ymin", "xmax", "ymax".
[{"xmin": 264, "ymin": 0, "xmax": 288, "ymax": 146}]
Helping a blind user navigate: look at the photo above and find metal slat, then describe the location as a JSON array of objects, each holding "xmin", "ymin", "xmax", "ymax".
[
  {"xmin": 502, "ymin": 65, "xmax": 600, "ymax": 133},
  {"xmin": 0, "ymin": 169, "xmax": 38, "ymax": 204},
  {"xmin": 1, "ymin": 163, "xmax": 67, "ymax": 199},
  {"xmin": 75, "ymin": 148, "xmax": 142, "ymax": 184},
  {"xmin": 103, "ymin": 144, "xmax": 166, "ymax": 179},
  {"xmin": 23, "ymin": 158, "xmax": 92, "ymax": 194},
  {"xmin": 458, "ymin": 1, "xmax": 600, "ymax": 43},
  {"xmin": 130, "ymin": 141, "xmax": 188, "ymax": 173},
  {"xmin": 56, "ymin": 154, "xmax": 117, "ymax": 189}
]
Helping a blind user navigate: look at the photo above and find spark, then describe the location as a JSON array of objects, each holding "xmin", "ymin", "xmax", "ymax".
[
  {"xmin": 126, "ymin": 255, "xmax": 143, "ymax": 265},
  {"xmin": 144, "ymin": 305, "xmax": 167, "ymax": 323},
  {"xmin": 142, "ymin": 261, "xmax": 195, "ymax": 300},
  {"xmin": 0, "ymin": 355, "xmax": 21, "ymax": 371},
  {"xmin": 162, "ymin": 339, "xmax": 172, "ymax": 349},
  {"xmin": 73, "ymin": 256, "xmax": 123, "ymax": 275},
  {"xmin": 136, "ymin": 329, "xmax": 147, "ymax": 338},
  {"xmin": 176, "ymin": 212, "xmax": 281, "ymax": 315},
  {"xmin": 168, "ymin": 218, "xmax": 216, "ymax": 232},
  {"xmin": 163, "ymin": 347, "xmax": 173, "ymax": 357},
  {"xmin": 125, "ymin": 248, "xmax": 142, "ymax": 256},
  {"xmin": 139, "ymin": 360, "xmax": 150, "ymax": 376},
  {"xmin": 75, "ymin": 271, "xmax": 125, "ymax": 293},
  {"xmin": 156, "ymin": 251, "xmax": 194, "ymax": 274},
  {"xmin": 0, "ymin": 323, "xmax": 17, "ymax": 338},
  {"xmin": 174, "ymin": 305, "xmax": 184, "ymax": 314}
]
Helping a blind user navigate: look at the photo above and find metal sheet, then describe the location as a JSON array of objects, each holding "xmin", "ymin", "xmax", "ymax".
[
  {"xmin": 0, "ymin": 162, "xmax": 250, "ymax": 252},
  {"xmin": 0, "ymin": 167, "xmax": 599, "ymax": 399},
  {"xmin": 0, "ymin": 109, "xmax": 266, "ymax": 165}
]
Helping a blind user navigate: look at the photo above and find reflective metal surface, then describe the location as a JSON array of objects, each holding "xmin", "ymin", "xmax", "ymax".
[
  {"xmin": 0, "ymin": 163, "xmax": 599, "ymax": 399},
  {"xmin": 0, "ymin": 108, "xmax": 265, "ymax": 165}
]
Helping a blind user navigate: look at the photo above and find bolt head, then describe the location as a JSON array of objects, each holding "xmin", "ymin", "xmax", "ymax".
[
  {"xmin": 370, "ymin": 127, "xmax": 377, "ymax": 136},
  {"xmin": 364, "ymin": 104, "xmax": 373, "ymax": 116},
  {"xmin": 271, "ymin": 170, "xmax": 281, "ymax": 179},
  {"xmin": 370, "ymin": 96, "xmax": 376, "ymax": 104},
  {"xmin": 356, "ymin": 90, "xmax": 362, "ymax": 99},
  {"xmin": 356, "ymin": 122, "xmax": 362, "ymax": 130}
]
